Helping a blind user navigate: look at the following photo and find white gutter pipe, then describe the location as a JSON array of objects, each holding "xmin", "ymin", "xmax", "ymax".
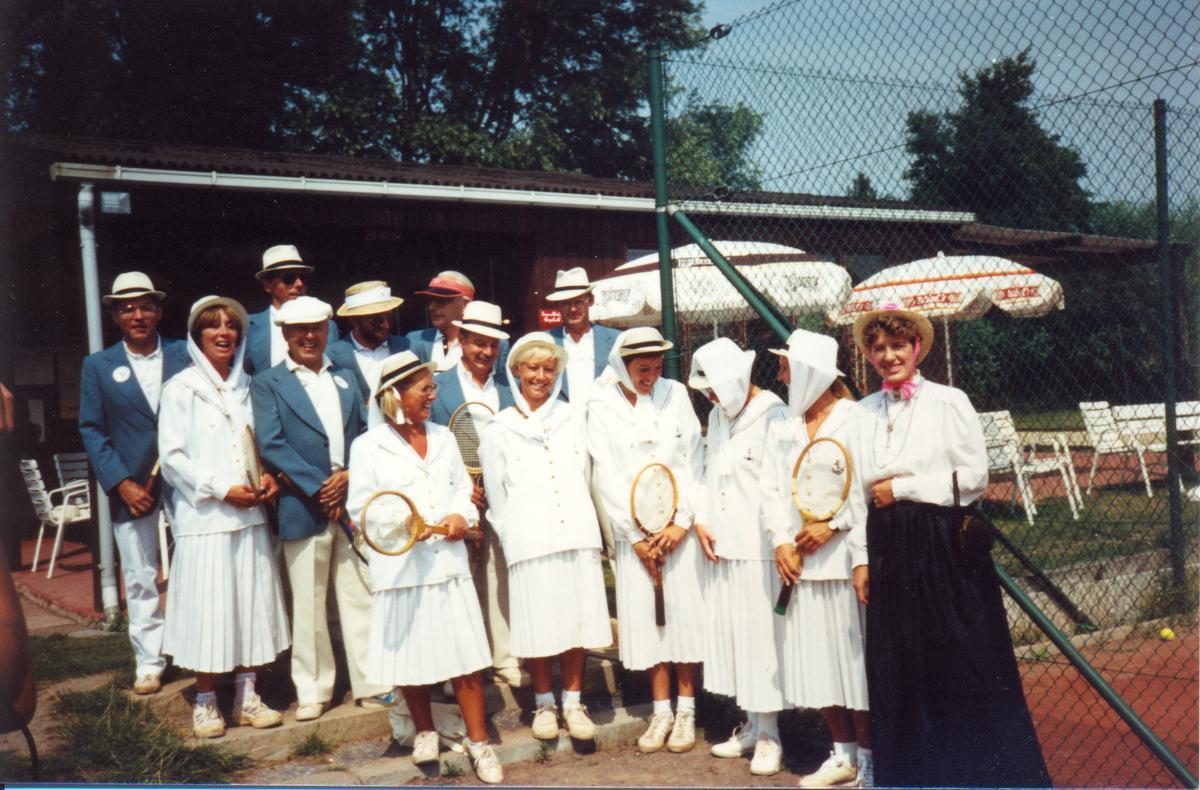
[
  {"xmin": 77, "ymin": 183, "xmax": 122, "ymax": 627},
  {"xmin": 50, "ymin": 162, "xmax": 974, "ymax": 225}
]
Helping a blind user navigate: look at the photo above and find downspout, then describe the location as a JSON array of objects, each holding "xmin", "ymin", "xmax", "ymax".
[{"xmin": 78, "ymin": 184, "xmax": 121, "ymax": 627}]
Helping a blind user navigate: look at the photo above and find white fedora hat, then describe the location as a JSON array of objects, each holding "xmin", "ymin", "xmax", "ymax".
[
  {"xmin": 337, "ymin": 280, "xmax": 405, "ymax": 317},
  {"xmin": 102, "ymin": 271, "xmax": 165, "ymax": 304},
  {"xmin": 256, "ymin": 244, "xmax": 314, "ymax": 281},
  {"xmin": 373, "ymin": 351, "xmax": 437, "ymax": 400},
  {"xmin": 273, "ymin": 295, "xmax": 333, "ymax": 326},
  {"xmin": 187, "ymin": 295, "xmax": 249, "ymax": 336},
  {"xmin": 617, "ymin": 326, "xmax": 673, "ymax": 357},
  {"xmin": 785, "ymin": 329, "xmax": 845, "ymax": 380},
  {"xmin": 452, "ymin": 301, "xmax": 510, "ymax": 340},
  {"xmin": 545, "ymin": 267, "xmax": 595, "ymax": 302}
]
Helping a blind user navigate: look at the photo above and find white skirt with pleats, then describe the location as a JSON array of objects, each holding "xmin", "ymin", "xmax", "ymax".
[
  {"xmin": 366, "ymin": 575, "xmax": 491, "ymax": 687},
  {"xmin": 163, "ymin": 526, "xmax": 290, "ymax": 673},
  {"xmin": 703, "ymin": 558, "xmax": 784, "ymax": 713},
  {"xmin": 775, "ymin": 577, "xmax": 869, "ymax": 710},
  {"xmin": 508, "ymin": 548, "xmax": 612, "ymax": 659},
  {"xmin": 613, "ymin": 536, "xmax": 706, "ymax": 671}
]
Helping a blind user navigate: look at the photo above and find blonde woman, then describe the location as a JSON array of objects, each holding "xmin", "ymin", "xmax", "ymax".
[
  {"xmin": 478, "ymin": 332, "xmax": 611, "ymax": 742},
  {"xmin": 587, "ymin": 327, "xmax": 706, "ymax": 754},
  {"xmin": 346, "ymin": 351, "xmax": 501, "ymax": 784}
]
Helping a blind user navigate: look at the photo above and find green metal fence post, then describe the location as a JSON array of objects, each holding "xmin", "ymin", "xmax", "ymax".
[
  {"xmin": 1154, "ymin": 99, "xmax": 1186, "ymax": 591},
  {"xmin": 648, "ymin": 42, "xmax": 680, "ymax": 379}
]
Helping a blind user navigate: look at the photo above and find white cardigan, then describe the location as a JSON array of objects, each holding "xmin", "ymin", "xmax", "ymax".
[
  {"xmin": 159, "ymin": 366, "xmax": 266, "ymax": 536},
  {"xmin": 346, "ymin": 422, "xmax": 478, "ymax": 592},
  {"xmin": 478, "ymin": 400, "xmax": 602, "ymax": 566},
  {"xmin": 761, "ymin": 398, "xmax": 870, "ymax": 579},
  {"xmin": 696, "ymin": 390, "xmax": 788, "ymax": 561},
  {"xmin": 587, "ymin": 379, "xmax": 704, "ymax": 545}
]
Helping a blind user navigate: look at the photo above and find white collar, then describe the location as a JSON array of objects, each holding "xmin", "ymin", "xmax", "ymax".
[
  {"xmin": 285, "ymin": 353, "xmax": 332, "ymax": 375},
  {"xmin": 124, "ymin": 337, "xmax": 162, "ymax": 360},
  {"xmin": 457, "ymin": 360, "xmax": 494, "ymax": 391},
  {"xmin": 350, "ymin": 332, "xmax": 384, "ymax": 354}
]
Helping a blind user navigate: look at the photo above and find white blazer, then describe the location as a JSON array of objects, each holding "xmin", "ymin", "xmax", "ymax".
[
  {"xmin": 587, "ymin": 379, "xmax": 704, "ymax": 545},
  {"xmin": 479, "ymin": 399, "xmax": 602, "ymax": 566},
  {"xmin": 346, "ymin": 422, "xmax": 478, "ymax": 592},
  {"xmin": 159, "ymin": 366, "xmax": 267, "ymax": 536},
  {"xmin": 761, "ymin": 398, "xmax": 870, "ymax": 579},
  {"xmin": 697, "ymin": 390, "xmax": 788, "ymax": 562}
]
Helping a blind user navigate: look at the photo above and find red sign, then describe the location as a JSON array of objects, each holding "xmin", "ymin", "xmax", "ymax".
[{"xmin": 539, "ymin": 309, "xmax": 563, "ymax": 330}]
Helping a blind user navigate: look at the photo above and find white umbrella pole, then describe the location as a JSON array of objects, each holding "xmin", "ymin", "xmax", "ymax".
[{"xmin": 944, "ymin": 318, "xmax": 953, "ymax": 386}]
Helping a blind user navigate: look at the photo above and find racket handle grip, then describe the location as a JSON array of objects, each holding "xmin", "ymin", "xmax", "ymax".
[
  {"xmin": 465, "ymin": 526, "xmax": 484, "ymax": 542},
  {"xmin": 654, "ymin": 583, "xmax": 666, "ymax": 627},
  {"xmin": 773, "ymin": 582, "xmax": 794, "ymax": 616}
]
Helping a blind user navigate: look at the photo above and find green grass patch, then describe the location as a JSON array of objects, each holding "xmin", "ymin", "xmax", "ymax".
[
  {"xmin": 1011, "ymin": 409, "xmax": 1085, "ymax": 431},
  {"xmin": 31, "ymin": 632, "xmax": 134, "ymax": 682},
  {"xmin": 291, "ymin": 732, "xmax": 334, "ymax": 758}
]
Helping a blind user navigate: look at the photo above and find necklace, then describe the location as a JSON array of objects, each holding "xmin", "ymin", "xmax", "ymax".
[{"xmin": 872, "ymin": 388, "xmax": 920, "ymax": 468}]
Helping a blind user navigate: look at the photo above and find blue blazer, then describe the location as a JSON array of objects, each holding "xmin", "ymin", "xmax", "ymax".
[
  {"xmin": 251, "ymin": 361, "xmax": 365, "ymax": 541},
  {"xmin": 548, "ymin": 323, "xmax": 621, "ymax": 400},
  {"xmin": 244, "ymin": 308, "xmax": 339, "ymax": 376},
  {"xmin": 428, "ymin": 366, "xmax": 516, "ymax": 426},
  {"xmin": 406, "ymin": 327, "xmax": 510, "ymax": 375},
  {"xmin": 326, "ymin": 334, "xmax": 412, "ymax": 403},
  {"xmin": 78, "ymin": 338, "xmax": 191, "ymax": 522}
]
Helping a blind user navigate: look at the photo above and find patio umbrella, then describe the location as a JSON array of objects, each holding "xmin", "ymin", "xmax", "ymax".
[
  {"xmin": 829, "ymin": 252, "xmax": 1066, "ymax": 383},
  {"xmin": 591, "ymin": 241, "xmax": 852, "ymax": 328}
]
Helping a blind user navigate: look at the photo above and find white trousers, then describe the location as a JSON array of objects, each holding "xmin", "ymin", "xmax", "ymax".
[
  {"xmin": 473, "ymin": 521, "xmax": 517, "ymax": 673},
  {"xmin": 283, "ymin": 525, "xmax": 389, "ymax": 704},
  {"xmin": 114, "ymin": 510, "xmax": 166, "ymax": 677}
]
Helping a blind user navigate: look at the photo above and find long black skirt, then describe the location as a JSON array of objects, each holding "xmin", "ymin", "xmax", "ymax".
[{"xmin": 866, "ymin": 501, "xmax": 1051, "ymax": 788}]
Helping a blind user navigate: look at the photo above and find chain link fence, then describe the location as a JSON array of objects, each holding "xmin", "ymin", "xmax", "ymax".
[{"xmin": 633, "ymin": 0, "xmax": 1198, "ymax": 785}]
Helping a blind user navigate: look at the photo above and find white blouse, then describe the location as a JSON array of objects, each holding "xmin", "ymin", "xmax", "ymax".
[
  {"xmin": 858, "ymin": 380, "xmax": 989, "ymax": 507},
  {"xmin": 696, "ymin": 390, "xmax": 788, "ymax": 562},
  {"xmin": 159, "ymin": 367, "xmax": 267, "ymax": 536},
  {"xmin": 761, "ymin": 398, "xmax": 870, "ymax": 579},
  {"xmin": 587, "ymin": 379, "xmax": 704, "ymax": 545},
  {"xmin": 346, "ymin": 422, "xmax": 478, "ymax": 592},
  {"xmin": 478, "ymin": 399, "xmax": 602, "ymax": 566}
]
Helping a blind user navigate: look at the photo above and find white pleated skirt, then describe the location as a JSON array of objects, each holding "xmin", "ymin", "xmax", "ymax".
[
  {"xmin": 613, "ymin": 537, "xmax": 706, "ymax": 671},
  {"xmin": 775, "ymin": 577, "xmax": 869, "ymax": 710},
  {"xmin": 704, "ymin": 558, "xmax": 784, "ymax": 713},
  {"xmin": 163, "ymin": 526, "xmax": 290, "ymax": 674},
  {"xmin": 508, "ymin": 548, "xmax": 612, "ymax": 659},
  {"xmin": 366, "ymin": 575, "xmax": 491, "ymax": 687}
]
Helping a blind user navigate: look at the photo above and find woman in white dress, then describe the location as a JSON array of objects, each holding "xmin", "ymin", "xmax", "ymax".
[
  {"xmin": 761, "ymin": 329, "xmax": 872, "ymax": 788},
  {"xmin": 159, "ymin": 295, "xmax": 289, "ymax": 739},
  {"xmin": 478, "ymin": 332, "xmax": 612, "ymax": 742},
  {"xmin": 346, "ymin": 351, "xmax": 502, "ymax": 784},
  {"xmin": 587, "ymin": 326, "xmax": 706, "ymax": 755},
  {"xmin": 685, "ymin": 337, "xmax": 789, "ymax": 776}
]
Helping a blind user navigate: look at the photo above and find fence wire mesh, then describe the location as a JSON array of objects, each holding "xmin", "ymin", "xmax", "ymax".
[{"xmin": 636, "ymin": 0, "xmax": 1198, "ymax": 785}]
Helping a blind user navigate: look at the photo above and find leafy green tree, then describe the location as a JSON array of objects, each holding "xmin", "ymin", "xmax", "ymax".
[
  {"xmin": 847, "ymin": 171, "xmax": 878, "ymax": 200},
  {"xmin": 904, "ymin": 50, "xmax": 1091, "ymax": 232},
  {"xmin": 666, "ymin": 94, "xmax": 764, "ymax": 192}
]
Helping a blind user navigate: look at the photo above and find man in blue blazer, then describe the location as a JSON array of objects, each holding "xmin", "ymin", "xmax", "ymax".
[
  {"xmin": 544, "ymin": 267, "xmax": 621, "ymax": 407},
  {"xmin": 243, "ymin": 244, "xmax": 338, "ymax": 375},
  {"xmin": 325, "ymin": 280, "xmax": 410, "ymax": 404},
  {"xmin": 79, "ymin": 272, "xmax": 190, "ymax": 696},
  {"xmin": 250, "ymin": 296, "xmax": 391, "ymax": 720}
]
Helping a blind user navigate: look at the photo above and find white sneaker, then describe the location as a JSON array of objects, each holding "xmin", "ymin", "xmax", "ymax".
[
  {"xmin": 855, "ymin": 760, "xmax": 875, "ymax": 788},
  {"xmin": 749, "ymin": 732, "xmax": 783, "ymax": 775},
  {"xmin": 637, "ymin": 710, "xmax": 674, "ymax": 753},
  {"xmin": 666, "ymin": 708, "xmax": 696, "ymax": 753},
  {"xmin": 798, "ymin": 751, "xmax": 858, "ymax": 787},
  {"xmin": 563, "ymin": 705, "xmax": 595, "ymax": 740},
  {"xmin": 710, "ymin": 722, "xmax": 756, "ymax": 757},
  {"xmin": 466, "ymin": 739, "xmax": 504, "ymax": 784},
  {"xmin": 531, "ymin": 703, "xmax": 560, "ymax": 740},
  {"xmin": 412, "ymin": 730, "xmax": 440, "ymax": 764},
  {"xmin": 294, "ymin": 702, "xmax": 325, "ymax": 721},
  {"xmin": 192, "ymin": 699, "xmax": 225, "ymax": 739},
  {"xmin": 236, "ymin": 691, "xmax": 283, "ymax": 728}
]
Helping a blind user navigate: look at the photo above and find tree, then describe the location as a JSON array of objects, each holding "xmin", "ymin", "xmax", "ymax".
[
  {"xmin": 666, "ymin": 94, "xmax": 764, "ymax": 192},
  {"xmin": 847, "ymin": 171, "xmax": 878, "ymax": 201},
  {"xmin": 904, "ymin": 51, "xmax": 1091, "ymax": 232}
]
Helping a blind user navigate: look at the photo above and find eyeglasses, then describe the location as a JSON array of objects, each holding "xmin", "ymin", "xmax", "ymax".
[
  {"xmin": 276, "ymin": 272, "xmax": 304, "ymax": 286},
  {"xmin": 412, "ymin": 384, "xmax": 438, "ymax": 396},
  {"xmin": 116, "ymin": 304, "xmax": 158, "ymax": 317}
]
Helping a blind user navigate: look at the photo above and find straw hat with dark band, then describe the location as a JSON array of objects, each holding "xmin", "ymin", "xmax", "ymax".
[
  {"xmin": 451, "ymin": 301, "xmax": 510, "ymax": 340},
  {"xmin": 103, "ymin": 272, "xmax": 165, "ymax": 304},
  {"xmin": 851, "ymin": 301, "xmax": 934, "ymax": 363},
  {"xmin": 373, "ymin": 351, "xmax": 437, "ymax": 400},
  {"xmin": 255, "ymin": 244, "xmax": 314, "ymax": 281},
  {"xmin": 618, "ymin": 327, "xmax": 674, "ymax": 357}
]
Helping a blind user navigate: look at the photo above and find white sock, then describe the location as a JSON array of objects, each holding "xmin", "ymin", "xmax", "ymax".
[
  {"xmin": 833, "ymin": 740, "xmax": 858, "ymax": 764},
  {"xmin": 857, "ymin": 747, "xmax": 873, "ymax": 767},
  {"xmin": 195, "ymin": 690, "xmax": 217, "ymax": 707},
  {"xmin": 561, "ymin": 689, "xmax": 582, "ymax": 710},
  {"xmin": 676, "ymin": 695, "xmax": 695, "ymax": 712},
  {"xmin": 465, "ymin": 737, "xmax": 488, "ymax": 757},
  {"xmin": 653, "ymin": 698, "xmax": 672, "ymax": 715},
  {"xmin": 744, "ymin": 712, "xmax": 759, "ymax": 735},
  {"xmin": 534, "ymin": 691, "xmax": 556, "ymax": 709},
  {"xmin": 756, "ymin": 711, "xmax": 780, "ymax": 740},
  {"xmin": 233, "ymin": 672, "xmax": 256, "ymax": 707}
]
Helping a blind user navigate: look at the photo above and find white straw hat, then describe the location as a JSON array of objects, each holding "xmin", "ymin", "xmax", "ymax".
[
  {"xmin": 256, "ymin": 244, "xmax": 314, "ymax": 281},
  {"xmin": 452, "ymin": 301, "xmax": 510, "ymax": 340},
  {"xmin": 273, "ymin": 296, "xmax": 333, "ymax": 326},
  {"xmin": 545, "ymin": 267, "xmax": 595, "ymax": 302},
  {"xmin": 373, "ymin": 351, "xmax": 437, "ymax": 400},
  {"xmin": 102, "ymin": 272, "xmax": 165, "ymax": 304},
  {"xmin": 337, "ymin": 280, "xmax": 405, "ymax": 317},
  {"xmin": 617, "ymin": 326, "xmax": 673, "ymax": 357}
]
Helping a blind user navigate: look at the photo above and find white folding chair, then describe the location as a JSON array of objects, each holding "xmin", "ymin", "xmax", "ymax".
[
  {"xmin": 978, "ymin": 411, "xmax": 1080, "ymax": 526},
  {"xmin": 1080, "ymin": 401, "xmax": 1161, "ymax": 498},
  {"xmin": 21, "ymin": 459, "xmax": 91, "ymax": 578}
]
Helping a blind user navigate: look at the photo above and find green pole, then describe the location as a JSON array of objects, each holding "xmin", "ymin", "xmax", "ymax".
[
  {"xmin": 670, "ymin": 208, "xmax": 793, "ymax": 341},
  {"xmin": 648, "ymin": 42, "xmax": 680, "ymax": 379},
  {"xmin": 994, "ymin": 563, "xmax": 1197, "ymax": 787}
]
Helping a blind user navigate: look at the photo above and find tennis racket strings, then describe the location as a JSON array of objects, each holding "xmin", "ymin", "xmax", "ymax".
[{"xmin": 630, "ymin": 462, "xmax": 679, "ymax": 627}]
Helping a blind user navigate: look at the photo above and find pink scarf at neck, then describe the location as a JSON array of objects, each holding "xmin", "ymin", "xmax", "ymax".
[{"xmin": 881, "ymin": 337, "xmax": 922, "ymax": 400}]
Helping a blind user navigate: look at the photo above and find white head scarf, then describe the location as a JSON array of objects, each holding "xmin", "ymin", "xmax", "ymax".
[
  {"xmin": 500, "ymin": 332, "xmax": 570, "ymax": 442},
  {"xmin": 185, "ymin": 298, "xmax": 249, "ymax": 395},
  {"xmin": 688, "ymin": 337, "xmax": 755, "ymax": 420},
  {"xmin": 607, "ymin": 328, "xmax": 672, "ymax": 439},
  {"xmin": 784, "ymin": 329, "xmax": 842, "ymax": 417}
]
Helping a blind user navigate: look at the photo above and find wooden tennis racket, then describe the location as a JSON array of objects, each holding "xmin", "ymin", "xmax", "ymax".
[
  {"xmin": 242, "ymin": 425, "xmax": 266, "ymax": 497},
  {"xmin": 774, "ymin": 436, "xmax": 853, "ymax": 615},
  {"xmin": 447, "ymin": 401, "xmax": 495, "ymax": 486},
  {"xmin": 358, "ymin": 489, "xmax": 483, "ymax": 557},
  {"xmin": 629, "ymin": 462, "xmax": 679, "ymax": 627}
]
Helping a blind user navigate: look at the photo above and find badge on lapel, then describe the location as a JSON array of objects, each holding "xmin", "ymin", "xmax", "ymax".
[
  {"xmin": 333, "ymin": 375, "xmax": 350, "ymax": 390},
  {"xmin": 112, "ymin": 366, "xmax": 132, "ymax": 383}
]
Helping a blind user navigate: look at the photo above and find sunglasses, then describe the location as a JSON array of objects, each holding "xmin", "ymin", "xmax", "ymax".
[{"xmin": 272, "ymin": 272, "xmax": 304, "ymax": 286}]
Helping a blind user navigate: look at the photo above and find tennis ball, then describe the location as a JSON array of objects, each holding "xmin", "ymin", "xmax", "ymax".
[{"xmin": 1159, "ymin": 627, "xmax": 1176, "ymax": 641}]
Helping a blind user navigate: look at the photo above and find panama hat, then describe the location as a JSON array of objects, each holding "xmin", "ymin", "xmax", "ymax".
[
  {"xmin": 373, "ymin": 351, "xmax": 437, "ymax": 400},
  {"xmin": 255, "ymin": 244, "xmax": 314, "ymax": 281},
  {"xmin": 337, "ymin": 281, "xmax": 405, "ymax": 317},
  {"xmin": 545, "ymin": 267, "xmax": 595, "ymax": 302},
  {"xmin": 415, "ymin": 271, "xmax": 475, "ymax": 299},
  {"xmin": 102, "ymin": 272, "xmax": 165, "ymax": 304},
  {"xmin": 187, "ymin": 295, "xmax": 249, "ymax": 335},
  {"xmin": 618, "ymin": 326, "xmax": 674, "ymax": 357},
  {"xmin": 852, "ymin": 301, "xmax": 934, "ymax": 363},
  {"xmin": 273, "ymin": 296, "xmax": 333, "ymax": 326},
  {"xmin": 452, "ymin": 301, "xmax": 510, "ymax": 340}
]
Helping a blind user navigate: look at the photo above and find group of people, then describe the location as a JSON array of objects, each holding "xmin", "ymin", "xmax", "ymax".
[{"xmin": 78, "ymin": 244, "xmax": 1051, "ymax": 787}]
